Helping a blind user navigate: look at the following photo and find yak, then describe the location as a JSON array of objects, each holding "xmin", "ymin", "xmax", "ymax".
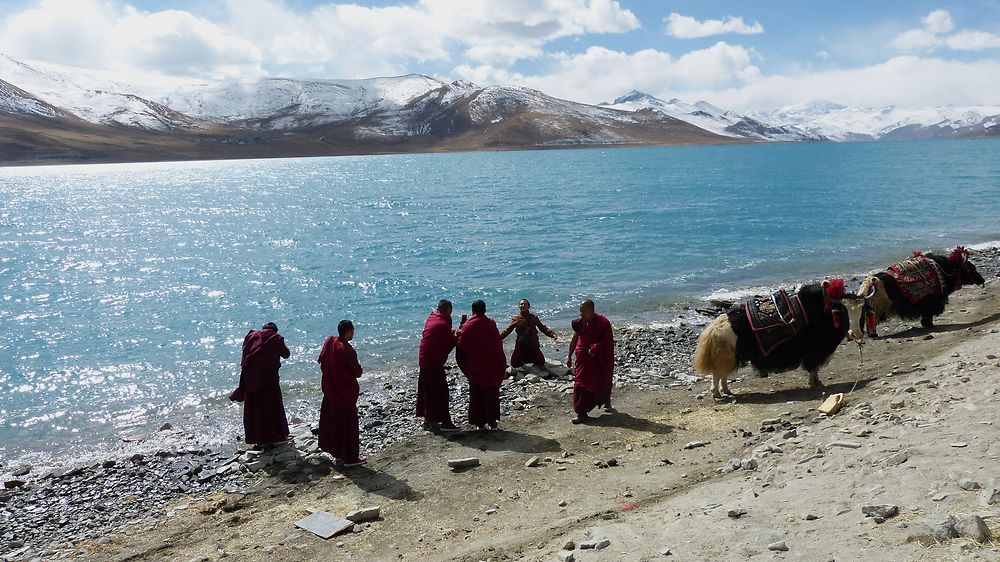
[
  {"xmin": 693, "ymin": 279, "xmax": 871, "ymax": 399},
  {"xmin": 857, "ymin": 246, "xmax": 986, "ymax": 336}
]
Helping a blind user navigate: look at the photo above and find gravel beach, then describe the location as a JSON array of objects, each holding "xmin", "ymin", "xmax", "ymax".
[{"xmin": 3, "ymin": 247, "xmax": 999, "ymax": 561}]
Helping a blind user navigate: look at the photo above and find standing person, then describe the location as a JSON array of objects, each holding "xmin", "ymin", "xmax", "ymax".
[
  {"xmin": 566, "ymin": 300, "xmax": 615, "ymax": 424},
  {"xmin": 235, "ymin": 322, "xmax": 291, "ymax": 447},
  {"xmin": 456, "ymin": 300, "xmax": 507, "ymax": 431},
  {"xmin": 317, "ymin": 320, "xmax": 367, "ymax": 467},
  {"xmin": 417, "ymin": 299, "xmax": 461, "ymax": 432},
  {"xmin": 499, "ymin": 299, "xmax": 558, "ymax": 369}
]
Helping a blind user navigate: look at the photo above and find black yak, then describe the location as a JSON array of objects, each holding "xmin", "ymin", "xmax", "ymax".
[
  {"xmin": 858, "ymin": 246, "xmax": 986, "ymax": 335},
  {"xmin": 693, "ymin": 279, "xmax": 871, "ymax": 399}
]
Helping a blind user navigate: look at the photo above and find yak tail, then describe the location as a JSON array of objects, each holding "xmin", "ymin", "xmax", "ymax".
[{"xmin": 693, "ymin": 314, "xmax": 738, "ymax": 376}]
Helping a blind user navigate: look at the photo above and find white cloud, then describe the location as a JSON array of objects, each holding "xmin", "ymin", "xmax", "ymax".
[
  {"xmin": 922, "ymin": 9, "xmax": 954, "ymax": 34},
  {"xmin": 891, "ymin": 9, "xmax": 1000, "ymax": 54},
  {"xmin": 816, "ymin": 50, "xmax": 830, "ymax": 59},
  {"xmin": 0, "ymin": 0, "xmax": 262, "ymax": 78},
  {"xmin": 664, "ymin": 13, "xmax": 763, "ymax": 39},
  {"xmin": 460, "ymin": 42, "xmax": 761, "ymax": 105},
  {"xmin": 892, "ymin": 28, "xmax": 944, "ymax": 51},
  {"xmin": 680, "ymin": 56, "xmax": 1000, "ymax": 111},
  {"xmin": 946, "ymin": 30, "xmax": 1000, "ymax": 51},
  {"xmin": 0, "ymin": 0, "xmax": 640, "ymax": 79}
]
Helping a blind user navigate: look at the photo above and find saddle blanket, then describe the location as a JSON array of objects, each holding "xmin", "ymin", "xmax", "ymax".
[
  {"xmin": 745, "ymin": 289, "xmax": 810, "ymax": 357},
  {"xmin": 886, "ymin": 256, "xmax": 942, "ymax": 304}
]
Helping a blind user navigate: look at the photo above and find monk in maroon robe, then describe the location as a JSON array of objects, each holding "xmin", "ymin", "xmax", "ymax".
[
  {"xmin": 567, "ymin": 300, "xmax": 615, "ymax": 424},
  {"xmin": 499, "ymin": 299, "xmax": 557, "ymax": 368},
  {"xmin": 318, "ymin": 320, "xmax": 367, "ymax": 467},
  {"xmin": 236, "ymin": 322, "xmax": 291, "ymax": 446},
  {"xmin": 456, "ymin": 300, "xmax": 507, "ymax": 430},
  {"xmin": 417, "ymin": 299, "xmax": 460, "ymax": 431}
]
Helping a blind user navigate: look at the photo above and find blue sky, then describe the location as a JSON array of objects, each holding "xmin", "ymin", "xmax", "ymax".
[{"xmin": 2, "ymin": 0, "xmax": 1000, "ymax": 109}]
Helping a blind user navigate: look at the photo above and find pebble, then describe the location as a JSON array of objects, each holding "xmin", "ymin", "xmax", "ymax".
[
  {"xmin": 829, "ymin": 441, "xmax": 862, "ymax": 449},
  {"xmin": 959, "ymin": 479, "xmax": 981, "ymax": 491},
  {"xmin": 595, "ymin": 539, "xmax": 611, "ymax": 550},
  {"xmin": 525, "ymin": 456, "xmax": 540, "ymax": 468},
  {"xmin": 346, "ymin": 506, "xmax": 380, "ymax": 523},
  {"xmin": 557, "ymin": 552, "xmax": 575, "ymax": 562},
  {"xmin": 558, "ymin": 499, "xmax": 568, "ymax": 507},
  {"xmin": 767, "ymin": 541, "xmax": 789, "ymax": 552},
  {"xmin": 447, "ymin": 458, "xmax": 480, "ymax": 469},
  {"xmin": 12, "ymin": 465, "xmax": 31, "ymax": 477},
  {"xmin": 882, "ymin": 451, "xmax": 908, "ymax": 467},
  {"xmin": 950, "ymin": 442, "xmax": 968, "ymax": 448},
  {"xmin": 563, "ymin": 540, "xmax": 575, "ymax": 550},
  {"xmin": 862, "ymin": 504, "xmax": 899, "ymax": 522},
  {"xmin": 683, "ymin": 441, "xmax": 709, "ymax": 450}
]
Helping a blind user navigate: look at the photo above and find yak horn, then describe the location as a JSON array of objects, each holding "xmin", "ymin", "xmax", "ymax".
[{"xmin": 864, "ymin": 286, "xmax": 877, "ymax": 299}]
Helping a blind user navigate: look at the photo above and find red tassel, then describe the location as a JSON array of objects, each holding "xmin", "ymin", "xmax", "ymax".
[
  {"xmin": 948, "ymin": 245, "xmax": 970, "ymax": 265},
  {"xmin": 866, "ymin": 311, "xmax": 877, "ymax": 334},
  {"xmin": 825, "ymin": 278, "xmax": 846, "ymax": 300},
  {"xmin": 831, "ymin": 309, "xmax": 841, "ymax": 330}
]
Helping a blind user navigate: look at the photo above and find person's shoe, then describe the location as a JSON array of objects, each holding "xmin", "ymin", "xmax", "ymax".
[
  {"xmin": 438, "ymin": 423, "xmax": 461, "ymax": 432},
  {"xmin": 488, "ymin": 423, "xmax": 499, "ymax": 432},
  {"xmin": 343, "ymin": 456, "xmax": 368, "ymax": 468},
  {"xmin": 604, "ymin": 404, "xmax": 618, "ymax": 413},
  {"xmin": 571, "ymin": 414, "xmax": 591, "ymax": 425},
  {"xmin": 421, "ymin": 421, "xmax": 436, "ymax": 431}
]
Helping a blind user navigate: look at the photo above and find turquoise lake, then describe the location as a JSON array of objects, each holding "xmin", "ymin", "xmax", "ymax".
[{"xmin": 2, "ymin": 139, "xmax": 1000, "ymax": 462}]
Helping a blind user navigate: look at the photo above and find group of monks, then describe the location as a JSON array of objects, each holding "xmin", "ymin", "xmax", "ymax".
[{"xmin": 233, "ymin": 298, "xmax": 616, "ymax": 467}]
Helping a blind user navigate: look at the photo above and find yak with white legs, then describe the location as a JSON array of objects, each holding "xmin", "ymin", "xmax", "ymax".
[
  {"xmin": 693, "ymin": 279, "xmax": 871, "ymax": 399},
  {"xmin": 857, "ymin": 246, "xmax": 986, "ymax": 337}
]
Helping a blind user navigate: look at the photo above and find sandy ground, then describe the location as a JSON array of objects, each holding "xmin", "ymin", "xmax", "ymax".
[{"xmin": 75, "ymin": 282, "xmax": 1000, "ymax": 562}]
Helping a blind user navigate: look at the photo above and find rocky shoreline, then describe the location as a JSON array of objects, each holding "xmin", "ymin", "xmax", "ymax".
[{"xmin": 2, "ymin": 246, "xmax": 998, "ymax": 561}]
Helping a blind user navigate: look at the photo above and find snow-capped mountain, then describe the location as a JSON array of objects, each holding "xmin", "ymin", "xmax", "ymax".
[
  {"xmin": 601, "ymin": 90, "xmax": 824, "ymax": 142},
  {"xmin": 751, "ymin": 101, "xmax": 1000, "ymax": 141},
  {"xmin": 0, "ymin": 53, "xmax": 740, "ymax": 164}
]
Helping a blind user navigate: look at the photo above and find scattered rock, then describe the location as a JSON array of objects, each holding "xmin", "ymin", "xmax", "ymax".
[
  {"xmin": 862, "ymin": 504, "xmax": 899, "ymax": 522},
  {"xmin": 882, "ymin": 451, "xmax": 908, "ymax": 467},
  {"xmin": 955, "ymin": 515, "xmax": 991, "ymax": 543},
  {"xmin": 12, "ymin": 465, "xmax": 31, "ymax": 477},
  {"xmin": 525, "ymin": 456, "xmax": 540, "ymax": 468},
  {"xmin": 981, "ymin": 488, "xmax": 1000, "ymax": 506},
  {"xmin": 959, "ymin": 479, "xmax": 982, "ymax": 491},
  {"xmin": 447, "ymin": 458, "xmax": 480, "ymax": 470},
  {"xmin": 727, "ymin": 509, "xmax": 747, "ymax": 519},
  {"xmin": 803, "ymin": 513, "xmax": 819, "ymax": 521},
  {"xmin": 345, "ymin": 506, "xmax": 380, "ymax": 523},
  {"xmin": 767, "ymin": 541, "xmax": 789, "ymax": 552},
  {"xmin": 557, "ymin": 552, "xmax": 575, "ymax": 562},
  {"xmin": 921, "ymin": 514, "xmax": 959, "ymax": 541},
  {"xmin": 683, "ymin": 441, "xmax": 709, "ymax": 450},
  {"xmin": 563, "ymin": 540, "xmax": 575, "ymax": 550},
  {"xmin": 950, "ymin": 442, "xmax": 968, "ymax": 448},
  {"xmin": 595, "ymin": 539, "xmax": 611, "ymax": 550},
  {"xmin": 829, "ymin": 441, "xmax": 862, "ymax": 449}
]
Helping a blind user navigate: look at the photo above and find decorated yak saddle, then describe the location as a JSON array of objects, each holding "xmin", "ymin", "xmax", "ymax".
[
  {"xmin": 886, "ymin": 255, "xmax": 944, "ymax": 304},
  {"xmin": 745, "ymin": 289, "xmax": 810, "ymax": 357}
]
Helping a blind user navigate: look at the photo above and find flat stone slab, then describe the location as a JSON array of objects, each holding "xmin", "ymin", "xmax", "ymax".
[{"xmin": 294, "ymin": 511, "xmax": 354, "ymax": 539}]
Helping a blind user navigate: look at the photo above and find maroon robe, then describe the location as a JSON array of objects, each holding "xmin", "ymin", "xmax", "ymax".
[
  {"xmin": 500, "ymin": 313, "xmax": 555, "ymax": 367},
  {"xmin": 457, "ymin": 313, "xmax": 507, "ymax": 427},
  {"xmin": 317, "ymin": 336, "xmax": 363, "ymax": 463},
  {"xmin": 416, "ymin": 310, "xmax": 456, "ymax": 424},
  {"xmin": 239, "ymin": 328, "xmax": 291, "ymax": 445},
  {"xmin": 571, "ymin": 313, "xmax": 615, "ymax": 415}
]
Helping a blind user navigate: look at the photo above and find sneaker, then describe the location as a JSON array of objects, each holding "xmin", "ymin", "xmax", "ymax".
[
  {"xmin": 488, "ymin": 423, "xmax": 499, "ymax": 432},
  {"xmin": 438, "ymin": 423, "xmax": 462, "ymax": 432},
  {"xmin": 343, "ymin": 456, "xmax": 368, "ymax": 468},
  {"xmin": 571, "ymin": 414, "xmax": 591, "ymax": 425},
  {"xmin": 421, "ymin": 421, "xmax": 437, "ymax": 431}
]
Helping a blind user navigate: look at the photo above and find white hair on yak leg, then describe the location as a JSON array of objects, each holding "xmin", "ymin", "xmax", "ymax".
[{"xmin": 693, "ymin": 315, "xmax": 738, "ymax": 377}]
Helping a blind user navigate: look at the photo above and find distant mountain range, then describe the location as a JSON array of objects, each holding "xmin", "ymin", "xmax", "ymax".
[{"xmin": 1, "ymin": 53, "xmax": 998, "ymax": 165}]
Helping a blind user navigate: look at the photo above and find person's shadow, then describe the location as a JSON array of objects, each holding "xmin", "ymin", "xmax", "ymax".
[
  {"xmin": 441, "ymin": 429, "xmax": 562, "ymax": 454},
  {"xmin": 584, "ymin": 411, "xmax": 674, "ymax": 434},
  {"xmin": 342, "ymin": 466, "xmax": 422, "ymax": 501}
]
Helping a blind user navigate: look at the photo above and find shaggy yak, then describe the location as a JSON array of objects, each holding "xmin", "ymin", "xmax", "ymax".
[
  {"xmin": 693, "ymin": 279, "xmax": 871, "ymax": 399},
  {"xmin": 857, "ymin": 246, "xmax": 986, "ymax": 336}
]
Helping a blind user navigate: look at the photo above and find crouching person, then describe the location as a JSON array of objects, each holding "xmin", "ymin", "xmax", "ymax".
[{"xmin": 318, "ymin": 320, "xmax": 367, "ymax": 467}]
